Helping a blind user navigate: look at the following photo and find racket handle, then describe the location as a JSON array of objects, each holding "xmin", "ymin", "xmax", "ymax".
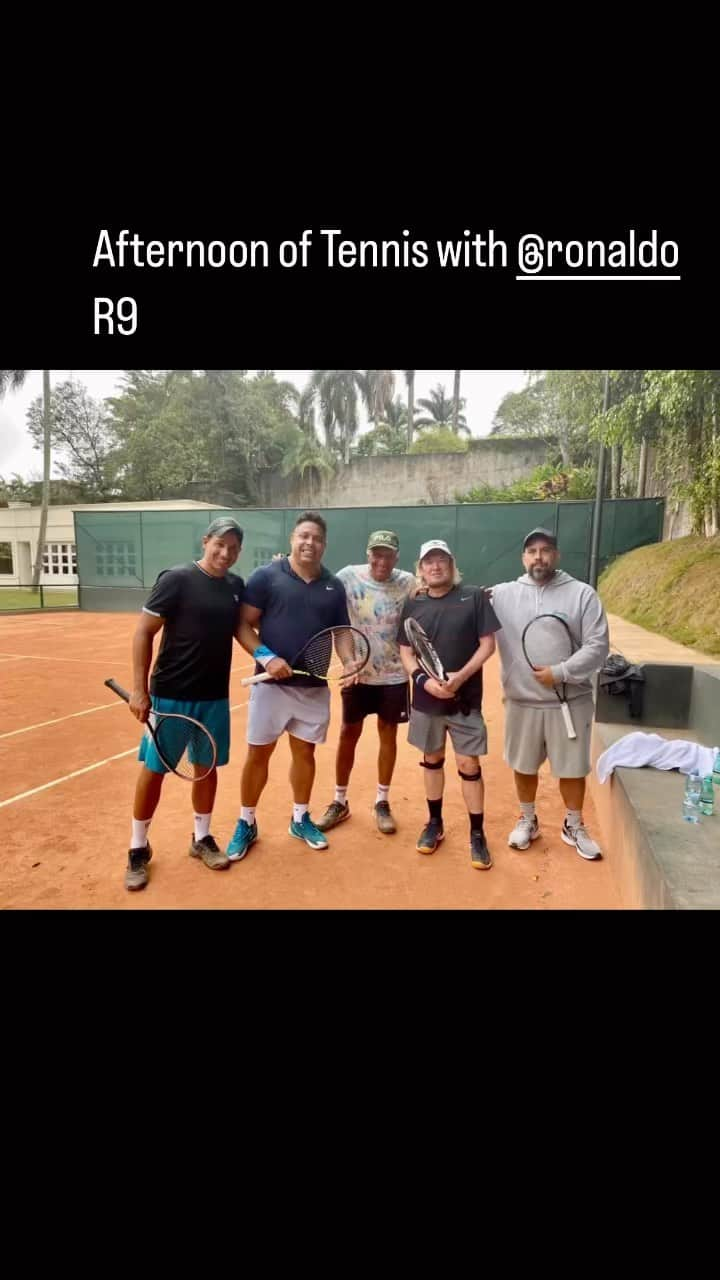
[
  {"xmin": 240, "ymin": 672, "xmax": 274, "ymax": 686},
  {"xmin": 105, "ymin": 678, "xmax": 130, "ymax": 703},
  {"xmin": 561, "ymin": 701, "xmax": 577, "ymax": 740}
]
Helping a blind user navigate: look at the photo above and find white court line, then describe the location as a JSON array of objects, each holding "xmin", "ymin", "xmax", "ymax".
[
  {"xmin": 0, "ymin": 652, "xmax": 128, "ymax": 665},
  {"xmin": 0, "ymin": 701, "xmax": 124, "ymax": 740},
  {"xmin": 0, "ymin": 656, "xmax": 24, "ymax": 663},
  {"xmin": 0, "ymin": 698, "xmax": 250, "ymax": 809}
]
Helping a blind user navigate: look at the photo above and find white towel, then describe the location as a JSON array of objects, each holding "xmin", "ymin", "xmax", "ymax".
[{"xmin": 596, "ymin": 733, "xmax": 719, "ymax": 784}]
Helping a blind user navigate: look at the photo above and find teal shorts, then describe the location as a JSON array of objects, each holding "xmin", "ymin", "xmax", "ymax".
[{"xmin": 138, "ymin": 696, "xmax": 230, "ymax": 775}]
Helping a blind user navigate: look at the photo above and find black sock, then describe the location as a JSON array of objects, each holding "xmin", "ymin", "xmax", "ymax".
[
  {"xmin": 470, "ymin": 812, "xmax": 485, "ymax": 836},
  {"xmin": 428, "ymin": 799, "xmax": 443, "ymax": 826}
]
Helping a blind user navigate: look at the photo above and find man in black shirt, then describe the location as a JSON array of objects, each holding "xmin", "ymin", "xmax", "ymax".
[
  {"xmin": 124, "ymin": 516, "xmax": 247, "ymax": 892},
  {"xmin": 398, "ymin": 540, "xmax": 501, "ymax": 870}
]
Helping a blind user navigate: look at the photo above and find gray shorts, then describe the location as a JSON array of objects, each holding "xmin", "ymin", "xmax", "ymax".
[
  {"xmin": 504, "ymin": 694, "xmax": 595, "ymax": 778},
  {"xmin": 247, "ymin": 682, "xmax": 331, "ymax": 746},
  {"xmin": 408, "ymin": 707, "xmax": 488, "ymax": 758}
]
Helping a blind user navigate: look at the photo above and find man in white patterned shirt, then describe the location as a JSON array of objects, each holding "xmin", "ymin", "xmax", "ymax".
[{"xmin": 316, "ymin": 531, "xmax": 415, "ymax": 835}]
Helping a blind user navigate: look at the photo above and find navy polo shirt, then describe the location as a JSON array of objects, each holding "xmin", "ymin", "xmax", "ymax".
[{"xmin": 243, "ymin": 557, "xmax": 351, "ymax": 687}]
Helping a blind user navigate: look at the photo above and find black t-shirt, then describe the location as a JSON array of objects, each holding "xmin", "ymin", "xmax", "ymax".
[
  {"xmin": 398, "ymin": 585, "xmax": 500, "ymax": 715},
  {"xmin": 243, "ymin": 557, "xmax": 351, "ymax": 688},
  {"xmin": 144, "ymin": 562, "xmax": 245, "ymax": 701}
]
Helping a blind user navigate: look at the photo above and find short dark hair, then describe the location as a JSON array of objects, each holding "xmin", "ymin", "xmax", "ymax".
[{"xmin": 293, "ymin": 511, "xmax": 327, "ymax": 538}]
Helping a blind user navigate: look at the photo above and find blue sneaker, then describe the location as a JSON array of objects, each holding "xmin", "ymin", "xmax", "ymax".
[
  {"xmin": 227, "ymin": 819, "xmax": 258, "ymax": 861},
  {"xmin": 289, "ymin": 813, "xmax": 329, "ymax": 849}
]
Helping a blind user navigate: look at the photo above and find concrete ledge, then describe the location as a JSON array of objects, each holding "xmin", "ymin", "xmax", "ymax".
[{"xmin": 589, "ymin": 722, "xmax": 720, "ymax": 910}]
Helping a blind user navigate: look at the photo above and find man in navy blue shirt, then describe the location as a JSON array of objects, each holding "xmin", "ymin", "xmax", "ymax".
[{"xmin": 228, "ymin": 512, "xmax": 351, "ymax": 859}]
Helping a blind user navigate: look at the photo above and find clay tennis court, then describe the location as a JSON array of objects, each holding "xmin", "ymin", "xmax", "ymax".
[{"xmin": 0, "ymin": 609, "xmax": 620, "ymax": 909}]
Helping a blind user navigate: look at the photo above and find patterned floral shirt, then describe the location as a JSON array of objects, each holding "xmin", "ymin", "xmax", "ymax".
[{"xmin": 337, "ymin": 564, "xmax": 415, "ymax": 685}]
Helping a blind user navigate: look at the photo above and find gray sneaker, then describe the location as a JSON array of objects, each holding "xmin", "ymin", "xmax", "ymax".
[
  {"xmin": 125, "ymin": 843, "xmax": 152, "ymax": 892},
  {"xmin": 189, "ymin": 834, "xmax": 231, "ymax": 870},
  {"xmin": 508, "ymin": 815, "xmax": 540, "ymax": 850},
  {"xmin": 561, "ymin": 820, "xmax": 602, "ymax": 861},
  {"xmin": 315, "ymin": 801, "xmax": 351, "ymax": 832},
  {"xmin": 374, "ymin": 801, "xmax": 396, "ymax": 834}
]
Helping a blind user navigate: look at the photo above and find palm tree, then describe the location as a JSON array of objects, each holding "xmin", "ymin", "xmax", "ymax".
[
  {"xmin": 452, "ymin": 369, "xmax": 462, "ymax": 434},
  {"xmin": 415, "ymin": 383, "xmax": 469, "ymax": 433},
  {"xmin": 359, "ymin": 370, "xmax": 395, "ymax": 430},
  {"xmin": 0, "ymin": 369, "xmax": 52, "ymax": 588},
  {"xmin": 281, "ymin": 433, "xmax": 336, "ymax": 506},
  {"xmin": 303, "ymin": 370, "xmax": 365, "ymax": 464},
  {"xmin": 403, "ymin": 369, "xmax": 415, "ymax": 448}
]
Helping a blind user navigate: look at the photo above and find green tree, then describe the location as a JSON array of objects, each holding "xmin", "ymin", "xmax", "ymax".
[
  {"xmin": 409, "ymin": 427, "xmax": 468, "ymax": 454},
  {"xmin": 26, "ymin": 380, "xmax": 119, "ymax": 499},
  {"xmin": 415, "ymin": 383, "xmax": 468, "ymax": 433},
  {"xmin": 403, "ymin": 369, "xmax": 416, "ymax": 447},
  {"xmin": 303, "ymin": 370, "xmax": 366, "ymax": 464}
]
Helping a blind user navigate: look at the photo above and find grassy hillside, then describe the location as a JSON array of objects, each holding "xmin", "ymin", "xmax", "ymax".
[{"xmin": 599, "ymin": 535, "xmax": 720, "ymax": 657}]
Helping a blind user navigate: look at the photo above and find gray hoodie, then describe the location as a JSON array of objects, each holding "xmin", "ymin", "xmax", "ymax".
[{"xmin": 491, "ymin": 571, "xmax": 609, "ymax": 707}]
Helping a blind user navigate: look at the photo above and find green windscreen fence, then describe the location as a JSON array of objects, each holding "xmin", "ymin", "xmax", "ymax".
[{"xmin": 75, "ymin": 498, "xmax": 665, "ymax": 611}]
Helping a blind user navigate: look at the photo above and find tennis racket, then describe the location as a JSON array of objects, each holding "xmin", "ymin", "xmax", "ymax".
[
  {"xmin": 240, "ymin": 626, "xmax": 371, "ymax": 687},
  {"xmin": 403, "ymin": 618, "xmax": 447, "ymax": 682},
  {"xmin": 521, "ymin": 614, "xmax": 577, "ymax": 739},
  {"xmin": 104, "ymin": 678, "xmax": 218, "ymax": 780}
]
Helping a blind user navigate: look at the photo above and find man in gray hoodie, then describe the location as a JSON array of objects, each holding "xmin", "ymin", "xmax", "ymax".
[{"xmin": 490, "ymin": 528, "xmax": 609, "ymax": 861}]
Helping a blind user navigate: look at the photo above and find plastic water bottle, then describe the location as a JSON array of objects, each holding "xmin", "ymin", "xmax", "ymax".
[
  {"xmin": 700, "ymin": 776, "xmax": 715, "ymax": 817},
  {"xmin": 713, "ymin": 749, "xmax": 720, "ymax": 787},
  {"xmin": 682, "ymin": 773, "xmax": 702, "ymax": 823}
]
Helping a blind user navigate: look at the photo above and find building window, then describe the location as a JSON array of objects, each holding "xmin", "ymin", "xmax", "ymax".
[
  {"xmin": 94, "ymin": 540, "xmax": 137, "ymax": 578},
  {"xmin": 42, "ymin": 542, "xmax": 77, "ymax": 577},
  {"xmin": 0, "ymin": 542, "xmax": 13, "ymax": 575}
]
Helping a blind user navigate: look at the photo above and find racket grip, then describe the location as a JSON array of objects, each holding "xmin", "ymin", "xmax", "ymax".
[
  {"xmin": 561, "ymin": 701, "xmax": 577, "ymax": 740},
  {"xmin": 104, "ymin": 678, "xmax": 130, "ymax": 702},
  {"xmin": 240, "ymin": 672, "xmax": 274, "ymax": 687}
]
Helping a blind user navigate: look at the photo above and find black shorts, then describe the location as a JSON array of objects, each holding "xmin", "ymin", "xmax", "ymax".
[{"xmin": 341, "ymin": 682, "xmax": 410, "ymax": 726}]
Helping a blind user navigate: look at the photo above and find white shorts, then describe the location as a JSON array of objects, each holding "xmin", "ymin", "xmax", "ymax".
[{"xmin": 247, "ymin": 682, "xmax": 331, "ymax": 746}]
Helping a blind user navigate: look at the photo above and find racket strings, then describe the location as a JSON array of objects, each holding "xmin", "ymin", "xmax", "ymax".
[
  {"xmin": 153, "ymin": 716, "xmax": 215, "ymax": 779},
  {"xmin": 523, "ymin": 618, "xmax": 573, "ymax": 669},
  {"xmin": 300, "ymin": 627, "xmax": 369, "ymax": 679}
]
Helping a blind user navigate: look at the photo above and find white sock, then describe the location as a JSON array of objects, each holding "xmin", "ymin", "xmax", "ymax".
[
  {"xmin": 241, "ymin": 806, "xmax": 256, "ymax": 826},
  {"xmin": 334, "ymin": 786, "xmax": 348, "ymax": 806},
  {"xmin": 520, "ymin": 802, "xmax": 536, "ymax": 822},
  {"xmin": 293, "ymin": 803, "xmax": 309, "ymax": 824},
  {"xmin": 566, "ymin": 809, "xmax": 583, "ymax": 830},
  {"xmin": 376, "ymin": 785, "xmax": 390, "ymax": 806},
  {"xmin": 131, "ymin": 818, "xmax": 151, "ymax": 849},
  {"xmin": 194, "ymin": 812, "xmax": 212, "ymax": 842}
]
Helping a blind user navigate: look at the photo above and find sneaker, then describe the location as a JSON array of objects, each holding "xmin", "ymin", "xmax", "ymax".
[
  {"xmin": 416, "ymin": 819, "xmax": 445, "ymax": 855},
  {"xmin": 315, "ymin": 801, "xmax": 350, "ymax": 832},
  {"xmin": 470, "ymin": 830, "xmax": 493, "ymax": 870},
  {"xmin": 561, "ymin": 819, "xmax": 602, "ymax": 861},
  {"xmin": 374, "ymin": 801, "xmax": 397, "ymax": 834},
  {"xmin": 289, "ymin": 813, "xmax": 329, "ymax": 850},
  {"xmin": 189, "ymin": 834, "xmax": 231, "ymax": 870},
  {"xmin": 508, "ymin": 815, "xmax": 541, "ymax": 850},
  {"xmin": 226, "ymin": 820, "xmax": 258, "ymax": 862},
  {"xmin": 125, "ymin": 843, "xmax": 152, "ymax": 892}
]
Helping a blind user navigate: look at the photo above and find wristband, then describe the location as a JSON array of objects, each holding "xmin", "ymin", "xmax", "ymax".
[
  {"xmin": 254, "ymin": 644, "xmax": 278, "ymax": 670},
  {"xmin": 412, "ymin": 668, "xmax": 430, "ymax": 692}
]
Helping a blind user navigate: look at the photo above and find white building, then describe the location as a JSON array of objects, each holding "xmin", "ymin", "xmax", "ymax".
[{"xmin": 0, "ymin": 500, "xmax": 222, "ymax": 588}]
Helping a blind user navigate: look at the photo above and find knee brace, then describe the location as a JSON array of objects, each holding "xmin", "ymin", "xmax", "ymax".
[
  {"xmin": 458, "ymin": 767, "xmax": 482, "ymax": 782},
  {"xmin": 420, "ymin": 757, "xmax": 446, "ymax": 771}
]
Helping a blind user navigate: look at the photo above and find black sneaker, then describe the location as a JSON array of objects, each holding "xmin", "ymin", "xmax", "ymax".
[
  {"xmin": 416, "ymin": 819, "xmax": 445, "ymax": 854},
  {"xmin": 470, "ymin": 830, "xmax": 493, "ymax": 870},
  {"xmin": 125, "ymin": 843, "xmax": 153, "ymax": 892}
]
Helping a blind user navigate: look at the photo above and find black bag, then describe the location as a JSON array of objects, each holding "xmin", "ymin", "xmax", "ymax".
[{"xmin": 599, "ymin": 653, "xmax": 646, "ymax": 718}]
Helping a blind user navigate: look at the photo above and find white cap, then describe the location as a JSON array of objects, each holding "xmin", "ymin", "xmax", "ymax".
[{"xmin": 419, "ymin": 539, "xmax": 453, "ymax": 561}]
